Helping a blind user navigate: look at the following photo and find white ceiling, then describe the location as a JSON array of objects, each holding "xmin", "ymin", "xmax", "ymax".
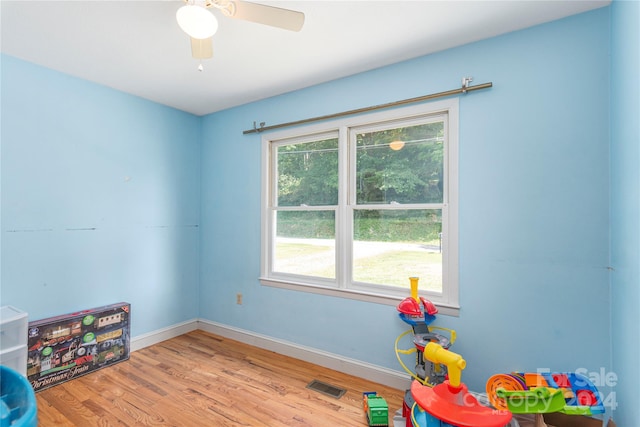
[{"xmin": 1, "ymin": 0, "xmax": 609, "ymax": 116}]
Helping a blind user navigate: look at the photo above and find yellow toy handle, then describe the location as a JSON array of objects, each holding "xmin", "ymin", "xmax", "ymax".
[
  {"xmin": 423, "ymin": 342, "xmax": 466, "ymax": 388},
  {"xmin": 410, "ymin": 276, "xmax": 420, "ymax": 302}
]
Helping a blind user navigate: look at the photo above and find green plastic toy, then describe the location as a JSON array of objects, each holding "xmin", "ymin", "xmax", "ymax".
[{"xmin": 363, "ymin": 392, "xmax": 389, "ymax": 426}]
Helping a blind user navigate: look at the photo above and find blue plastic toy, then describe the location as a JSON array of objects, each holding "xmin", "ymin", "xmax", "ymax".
[{"xmin": 0, "ymin": 365, "xmax": 37, "ymax": 427}]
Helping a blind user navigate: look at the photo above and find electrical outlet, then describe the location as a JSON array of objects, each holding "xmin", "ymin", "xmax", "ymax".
[{"xmin": 236, "ymin": 293, "xmax": 242, "ymax": 305}]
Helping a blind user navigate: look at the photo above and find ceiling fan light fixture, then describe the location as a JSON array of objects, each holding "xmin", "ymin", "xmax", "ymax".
[{"xmin": 176, "ymin": 4, "xmax": 219, "ymax": 39}]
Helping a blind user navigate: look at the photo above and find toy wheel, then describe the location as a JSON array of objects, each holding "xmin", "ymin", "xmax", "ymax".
[{"xmin": 486, "ymin": 374, "xmax": 525, "ymax": 411}]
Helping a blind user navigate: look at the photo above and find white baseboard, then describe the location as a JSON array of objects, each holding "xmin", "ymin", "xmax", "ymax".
[
  {"xmin": 130, "ymin": 319, "xmax": 410, "ymax": 390},
  {"xmin": 197, "ymin": 319, "xmax": 411, "ymax": 390},
  {"xmin": 130, "ymin": 318, "xmax": 199, "ymax": 352}
]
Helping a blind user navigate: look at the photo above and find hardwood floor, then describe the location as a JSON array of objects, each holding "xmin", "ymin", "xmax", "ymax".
[{"xmin": 35, "ymin": 330, "xmax": 406, "ymax": 426}]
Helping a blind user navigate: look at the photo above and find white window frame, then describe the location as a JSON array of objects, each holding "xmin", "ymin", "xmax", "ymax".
[{"xmin": 260, "ymin": 99, "xmax": 459, "ymax": 315}]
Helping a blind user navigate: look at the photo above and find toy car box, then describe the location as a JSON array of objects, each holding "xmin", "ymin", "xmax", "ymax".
[{"xmin": 26, "ymin": 302, "xmax": 130, "ymax": 392}]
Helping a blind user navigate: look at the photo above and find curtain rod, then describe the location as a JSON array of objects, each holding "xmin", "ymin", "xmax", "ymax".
[{"xmin": 242, "ymin": 77, "xmax": 492, "ymax": 135}]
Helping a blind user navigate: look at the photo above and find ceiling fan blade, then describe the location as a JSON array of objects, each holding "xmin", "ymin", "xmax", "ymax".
[
  {"xmin": 230, "ymin": 1, "xmax": 304, "ymax": 32},
  {"xmin": 191, "ymin": 37, "xmax": 213, "ymax": 59}
]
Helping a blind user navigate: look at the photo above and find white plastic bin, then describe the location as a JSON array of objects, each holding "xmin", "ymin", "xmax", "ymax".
[
  {"xmin": 0, "ymin": 307, "xmax": 28, "ymax": 351},
  {"xmin": 0, "ymin": 345, "xmax": 27, "ymax": 377}
]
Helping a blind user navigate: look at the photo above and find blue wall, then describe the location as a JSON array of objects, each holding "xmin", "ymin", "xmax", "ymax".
[
  {"xmin": 200, "ymin": 7, "xmax": 612, "ymax": 396},
  {"xmin": 2, "ymin": 3, "xmax": 635, "ymax": 422},
  {"xmin": 0, "ymin": 55, "xmax": 202, "ymax": 336},
  {"xmin": 610, "ymin": 0, "xmax": 640, "ymax": 425}
]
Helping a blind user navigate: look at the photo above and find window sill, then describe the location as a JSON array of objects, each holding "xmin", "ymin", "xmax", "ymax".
[{"xmin": 259, "ymin": 277, "xmax": 460, "ymax": 317}]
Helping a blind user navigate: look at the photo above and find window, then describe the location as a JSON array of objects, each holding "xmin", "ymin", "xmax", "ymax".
[{"xmin": 260, "ymin": 99, "xmax": 458, "ymax": 313}]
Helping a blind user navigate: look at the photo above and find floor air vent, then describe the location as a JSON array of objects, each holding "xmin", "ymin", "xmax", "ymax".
[{"xmin": 306, "ymin": 379, "xmax": 346, "ymax": 399}]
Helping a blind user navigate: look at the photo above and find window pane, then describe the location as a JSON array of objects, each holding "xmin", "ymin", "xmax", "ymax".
[
  {"xmin": 356, "ymin": 121, "xmax": 444, "ymax": 204},
  {"xmin": 274, "ymin": 210, "xmax": 335, "ymax": 279},
  {"xmin": 353, "ymin": 209, "xmax": 442, "ymax": 293},
  {"xmin": 276, "ymin": 137, "xmax": 339, "ymax": 206}
]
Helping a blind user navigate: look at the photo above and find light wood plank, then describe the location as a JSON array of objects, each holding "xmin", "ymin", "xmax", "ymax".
[{"xmin": 36, "ymin": 330, "xmax": 406, "ymax": 426}]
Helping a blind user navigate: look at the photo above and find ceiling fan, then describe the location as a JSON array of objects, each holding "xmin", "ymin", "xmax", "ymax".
[{"xmin": 176, "ymin": 0, "xmax": 305, "ymax": 61}]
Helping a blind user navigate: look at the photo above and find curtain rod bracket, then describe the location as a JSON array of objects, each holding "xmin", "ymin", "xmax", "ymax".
[
  {"xmin": 461, "ymin": 77, "xmax": 473, "ymax": 93},
  {"xmin": 252, "ymin": 121, "xmax": 266, "ymax": 132}
]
